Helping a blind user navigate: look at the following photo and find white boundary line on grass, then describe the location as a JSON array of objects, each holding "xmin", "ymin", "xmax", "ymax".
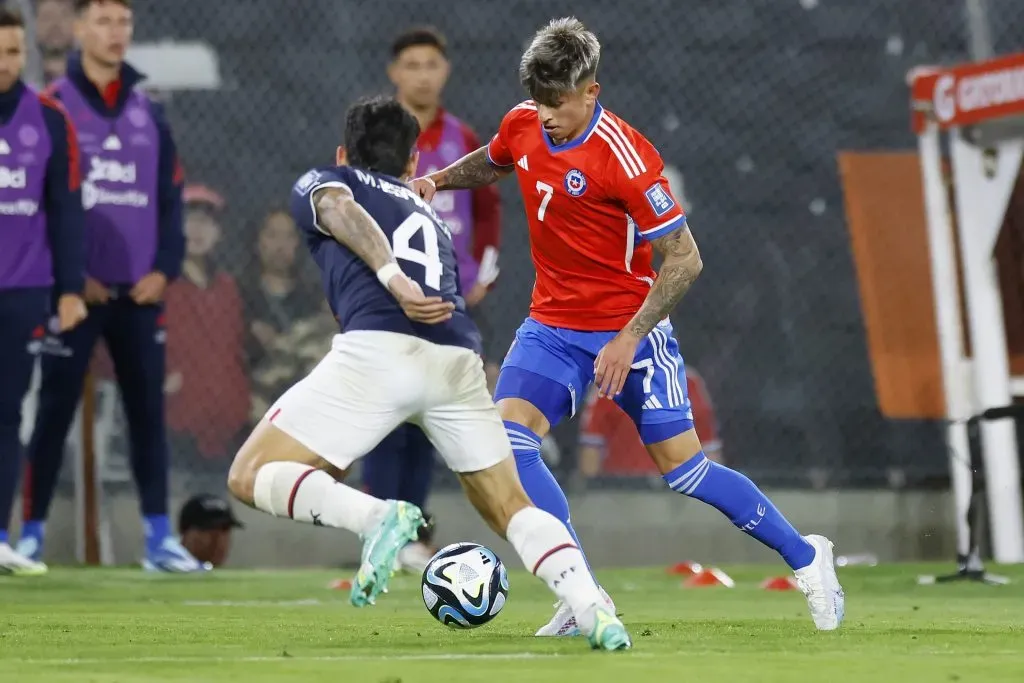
[
  {"xmin": 180, "ymin": 599, "xmax": 327, "ymax": 606},
  {"xmin": 17, "ymin": 649, "xmax": 1024, "ymax": 666},
  {"xmin": 20, "ymin": 653, "xmax": 598, "ymax": 666}
]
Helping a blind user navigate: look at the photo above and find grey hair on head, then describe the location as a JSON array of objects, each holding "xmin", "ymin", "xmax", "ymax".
[{"xmin": 519, "ymin": 17, "xmax": 601, "ymax": 106}]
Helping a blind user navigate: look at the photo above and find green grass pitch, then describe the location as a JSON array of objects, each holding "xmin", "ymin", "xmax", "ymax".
[{"xmin": 3, "ymin": 564, "xmax": 1023, "ymax": 682}]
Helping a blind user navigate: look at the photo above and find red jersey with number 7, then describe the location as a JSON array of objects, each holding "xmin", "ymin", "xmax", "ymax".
[{"xmin": 486, "ymin": 100, "xmax": 687, "ymax": 331}]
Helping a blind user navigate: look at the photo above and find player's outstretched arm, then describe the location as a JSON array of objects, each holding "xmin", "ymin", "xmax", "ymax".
[
  {"xmin": 626, "ymin": 227, "xmax": 703, "ymax": 339},
  {"xmin": 430, "ymin": 147, "xmax": 513, "ymax": 191}
]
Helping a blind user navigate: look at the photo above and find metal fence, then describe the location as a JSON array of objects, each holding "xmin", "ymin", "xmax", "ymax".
[{"xmin": 23, "ymin": 0, "xmax": 1024, "ymax": 504}]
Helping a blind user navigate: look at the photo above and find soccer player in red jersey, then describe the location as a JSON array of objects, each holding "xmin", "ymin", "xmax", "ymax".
[{"xmin": 413, "ymin": 17, "xmax": 845, "ymax": 637}]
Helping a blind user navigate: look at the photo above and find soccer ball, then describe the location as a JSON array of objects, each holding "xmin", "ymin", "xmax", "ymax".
[{"xmin": 421, "ymin": 542, "xmax": 509, "ymax": 628}]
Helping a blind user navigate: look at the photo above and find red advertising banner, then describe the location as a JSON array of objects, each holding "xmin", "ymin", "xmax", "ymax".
[{"xmin": 911, "ymin": 53, "xmax": 1024, "ymax": 133}]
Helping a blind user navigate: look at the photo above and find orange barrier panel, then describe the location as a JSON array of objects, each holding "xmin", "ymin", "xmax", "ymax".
[{"xmin": 838, "ymin": 151, "xmax": 945, "ymax": 419}]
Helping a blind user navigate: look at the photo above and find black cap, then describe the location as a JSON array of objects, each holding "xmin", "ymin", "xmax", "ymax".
[{"xmin": 178, "ymin": 494, "xmax": 244, "ymax": 533}]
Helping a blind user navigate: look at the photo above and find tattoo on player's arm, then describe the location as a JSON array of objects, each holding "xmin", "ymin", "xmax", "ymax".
[
  {"xmin": 627, "ymin": 227, "xmax": 703, "ymax": 339},
  {"xmin": 433, "ymin": 147, "xmax": 512, "ymax": 190},
  {"xmin": 313, "ymin": 186, "xmax": 396, "ymax": 272}
]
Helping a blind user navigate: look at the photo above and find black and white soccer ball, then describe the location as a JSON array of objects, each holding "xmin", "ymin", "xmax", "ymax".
[{"xmin": 421, "ymin": 542, "xmax": 509, "ymax": 628}]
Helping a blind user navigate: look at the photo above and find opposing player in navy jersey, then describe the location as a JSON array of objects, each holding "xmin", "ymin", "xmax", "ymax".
[{"xmin": 226, "ymin": 97, "xmax": 629, "ymax": 651}]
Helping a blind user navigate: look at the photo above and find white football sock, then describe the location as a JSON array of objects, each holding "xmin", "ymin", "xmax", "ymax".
[
  {"xmin": 252, "ymin": 462, "xmax": 389, "ymax": 536},
  {"xmin": 505, "ymin": 506, "xmax": 604, "ymax": 632}
]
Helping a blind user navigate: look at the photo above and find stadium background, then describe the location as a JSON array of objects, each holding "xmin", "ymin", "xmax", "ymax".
[{"xmin": 15, "ymin": 0, "xmax": 1024, "ymax": 566}]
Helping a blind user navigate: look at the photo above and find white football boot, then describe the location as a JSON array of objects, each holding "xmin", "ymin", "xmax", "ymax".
[
  {"xmin": 0, "ymin": 542, "xmax": 48, "ymax": 576},
  {"xmin": 536, "ymin": 586, "xmax": 615, "ymax": 637},
  {"xmin": 793, "ymin": 534, "xmax": 845, "ymax": 630}
]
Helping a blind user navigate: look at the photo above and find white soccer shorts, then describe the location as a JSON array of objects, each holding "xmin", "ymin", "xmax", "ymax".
[{"xmin": 264, "ymin": 330, "xmax": 510, "ymax": 473}]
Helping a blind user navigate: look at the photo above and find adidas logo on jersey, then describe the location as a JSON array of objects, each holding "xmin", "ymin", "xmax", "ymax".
[
  {"xmin": 102, "ymin": 135, "xmax": 122, "ymax": 151},
  {"xmin": 0, "ymin": 139, "xmax": 9, "ymax": 155},
  {"xmin": 517, "ymin": 155, "xmax": 529, "ymax": 171},
  {"xmin": 642, "ymin": 395, "xmax": 664, "ymax": 410}
]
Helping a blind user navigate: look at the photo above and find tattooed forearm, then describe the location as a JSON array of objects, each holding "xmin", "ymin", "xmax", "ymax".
[
  {"xmin": 314, "ymin": 186, "xmax": 396, "ymax": 272},
  {"xmin": 626, "ymin": 227, "xmax": 703, "ymax": 338},
  {"xmin": 432, "ymin": 147, "xmax": 512, "ymax": 190}
]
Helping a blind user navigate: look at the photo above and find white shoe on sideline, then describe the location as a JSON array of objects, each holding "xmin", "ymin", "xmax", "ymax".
[
  {"xmin": 142, "ymin": 536, "xmax": 208, "ymax": 573},
  {"xmin": 0, "ymin": 542, "xmax": 48, "ymax": 576}
]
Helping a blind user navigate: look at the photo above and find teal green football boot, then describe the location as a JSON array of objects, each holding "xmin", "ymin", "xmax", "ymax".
[{"xmin": 350, "ymin": 501, "xmax": 425, "ymax": 607}]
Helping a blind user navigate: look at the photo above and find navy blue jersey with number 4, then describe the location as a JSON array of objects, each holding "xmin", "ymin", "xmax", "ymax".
[{"xmin": 290, "ymin": 165, "xmax": 482, "ymax": 353}]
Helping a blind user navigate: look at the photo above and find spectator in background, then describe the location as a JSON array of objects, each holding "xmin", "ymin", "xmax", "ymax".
[
  {"xmin": 34, "ymin": 0, "xmax": 73, "ymax": 50},
  {"xmin": 177, "ymin": 493, "xmax": 242, "ymax": 568},
  {"xmin": 40, "ymin": 46, "xmax": 68, "ymax": 83},
  {"xmin": 244, "ymin": 208, "xmax": 329, "ymax": 420},
  {"xmin": 389, "ymin": 26, "xmax": 501, "ymax": 307},
  {"xmin": 34, "ymin": 0, "xmax": 74, "ymax": 83},
  {"xmin": 248, "ymin": 297, "xmax": 335, "ymax": 422},
  {"xmin": 244, "ymin": 208, "xmax": 321, "ymax": 368},
  {"xmin": 164, "ymin": 185, "xmax": 249, "ymax": 466},
  {"xmin": 578, "ymin": 367, "xmax": 723, "ymax": 480}
]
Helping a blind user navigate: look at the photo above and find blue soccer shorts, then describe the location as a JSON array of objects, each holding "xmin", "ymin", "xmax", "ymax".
[{"xmin": 493, "ymin": 317, "xmax": 694, "ymax": 444}]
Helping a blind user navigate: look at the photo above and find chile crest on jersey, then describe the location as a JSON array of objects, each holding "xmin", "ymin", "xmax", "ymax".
[
  {"xmin": 290, "ymin": 164, "xmax": 481, "ymax": 353},
  {"xmin": 563, "ymin": 168, "xmax": 587, "ymax": 197}
]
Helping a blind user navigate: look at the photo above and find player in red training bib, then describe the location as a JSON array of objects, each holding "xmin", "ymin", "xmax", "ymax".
[{"xmin": 412, "ymin": 17, "xmax": 844, "ymax": 637}]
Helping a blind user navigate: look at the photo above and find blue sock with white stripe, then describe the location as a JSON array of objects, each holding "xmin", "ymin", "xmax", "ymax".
[
  {"xmin": 504, "ymin": 420, "xmax": 593, "ymax": 577},
  {"xmin": 664, "ymin": 452, "xmax": 815, "ymax": 570}
]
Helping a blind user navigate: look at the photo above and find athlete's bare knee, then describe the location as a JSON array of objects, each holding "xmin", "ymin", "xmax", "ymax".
[
  {"xmin": 227, "ymin": 420, "xmax": 327, "ymax": 506},
  {"xmin": 645, "ymin": 428, "xmax": 703, "ymax": 474},
  {"xmin": 227, "ymin": 453, "xmax": 257, "ymax": 506},
  {"xmin": 228, "ymin": 432, "xmax": 267, "ymax": 506},
  {"xmin": 497, "ymin": 397, "xmax": 549, "ymax": 436}
]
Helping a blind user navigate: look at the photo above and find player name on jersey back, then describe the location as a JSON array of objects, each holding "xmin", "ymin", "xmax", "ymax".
[
  {"xmin": 290, "ymin": 164, "xmax": 482, "ymax": 354},
  {"xmin": 349, "ymin": 169, "xmax": 453, "ymax": 239}
]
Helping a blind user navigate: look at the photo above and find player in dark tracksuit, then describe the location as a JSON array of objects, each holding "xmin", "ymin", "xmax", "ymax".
[
  {"xmin": 17, "ymin": 0, "xmax": 202, "ymax": 572},
  {"xmin": 0, "ymin": 6, "xmax": 86, "ymax": 576}
]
